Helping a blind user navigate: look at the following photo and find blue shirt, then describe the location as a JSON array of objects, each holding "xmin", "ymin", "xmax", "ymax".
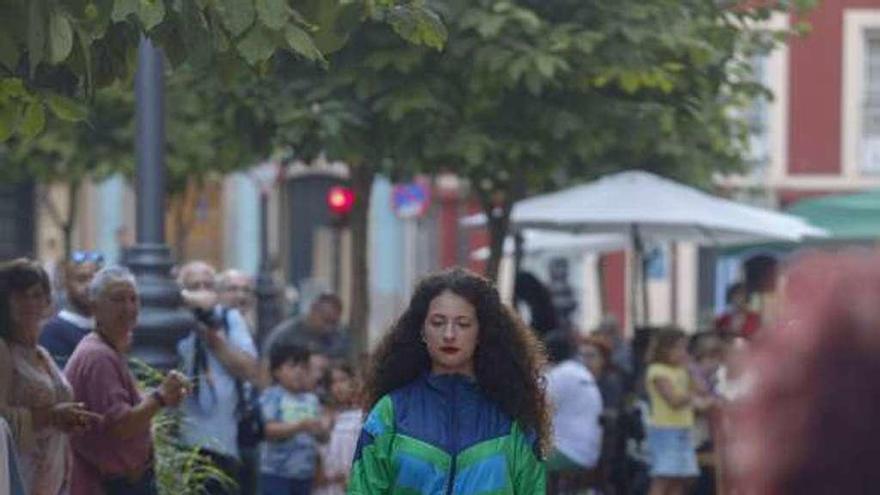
[
  {"xmin": 259, "ymin": 386, "xmax": 321, "ymax": 480},
  {"xmin": 177, "ymin": 306, "xmax": 256, "ymax": 459},
  {"xmin": 39, "ymin": 310, "xmax": 93, "ymax": 368}
]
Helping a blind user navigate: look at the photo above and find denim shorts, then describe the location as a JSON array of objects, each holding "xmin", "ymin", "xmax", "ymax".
[{"xmin": 646, "ymin": 426, "xmax": 699, "ymax": 478}]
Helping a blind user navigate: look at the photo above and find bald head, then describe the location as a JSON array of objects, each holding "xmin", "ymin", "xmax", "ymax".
[
  {"xmin": 218, "ymin": 269, "xmax": 255, "ymax": 312},
  {"xmin": 177, "ymin": 260, "xmax": 217, "ymax": 292}
]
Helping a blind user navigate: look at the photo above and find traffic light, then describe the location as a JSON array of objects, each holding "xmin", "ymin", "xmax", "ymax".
[{"xmin": 327, "ymin": 185, "xmax": 355, "ymax": 226}]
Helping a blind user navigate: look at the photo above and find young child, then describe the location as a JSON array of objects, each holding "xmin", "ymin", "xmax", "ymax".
[
  {"xmin": 645, "ymin": 327, "xmax": 705, "ymax": 495},
  {"xmin": 260, "ymin": 343, "xmax": 331, "ymax": 495},
  {"xmin": 314, "ymin": 363, "xmax": 364, "ymax": 495}
]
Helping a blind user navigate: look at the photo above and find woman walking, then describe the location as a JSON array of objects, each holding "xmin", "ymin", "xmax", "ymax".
[{"xmin": 348, "ymin": 268, "xmax": 549, "ymax": 494}]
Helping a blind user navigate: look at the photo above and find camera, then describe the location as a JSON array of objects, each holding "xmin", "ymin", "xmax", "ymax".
[
  {"xmin": 180, "ymin": 289, "xmax": 221, "ymax": 329},
  {"xmin": 192, "ymin": 307, "xmax": 222, "ymax": 329}
]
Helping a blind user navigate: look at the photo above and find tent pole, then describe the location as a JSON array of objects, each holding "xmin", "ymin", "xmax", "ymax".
[
  {"xmin": 513, "ymin": 230, "xmax": 525, "ymax": 276},
  {"xmin": 630, "ymin": 225, "xmax": 643, "ymax": 329}
]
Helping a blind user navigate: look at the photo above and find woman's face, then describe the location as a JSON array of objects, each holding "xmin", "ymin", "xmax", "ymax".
[
  {"xmin": 423, "ymin": 290, "xmax": 480, "ymax": 376},
  {"xmin": 10, "ymin": 284, "xmax": 49, "ymax": 336},
  {"xmin": 94, "ymin": 281, "xmax": 139, "ymax": 352},
  {"xmin": 579, "ymin": 343, "xmax": 606, "ymax": 377}
]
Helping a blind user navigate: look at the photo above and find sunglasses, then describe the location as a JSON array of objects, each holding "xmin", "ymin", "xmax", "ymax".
[{"xmin": 70, "ymin": 251, "xmax": 105, "ymax": 265}]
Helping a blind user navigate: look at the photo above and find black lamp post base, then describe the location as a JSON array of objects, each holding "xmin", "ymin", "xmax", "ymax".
[{"xmin": 122, "ymin": 243, "xmax": 195, "ymax": 371}]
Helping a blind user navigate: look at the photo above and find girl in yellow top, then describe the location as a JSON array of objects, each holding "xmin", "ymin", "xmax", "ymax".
[{"xmin": 645, "ymin": 328, "xmax": 709, "ymax": 495}]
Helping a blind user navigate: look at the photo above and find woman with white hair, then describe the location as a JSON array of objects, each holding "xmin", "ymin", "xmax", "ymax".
[{"xmin": 64, "ymin": 266, "xmax": 191, "ymax": 495}]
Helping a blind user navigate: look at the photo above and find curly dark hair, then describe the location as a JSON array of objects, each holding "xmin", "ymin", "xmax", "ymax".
[{"xmin": 363, "ymin": 267, "xmax": 551, "ymax": 456}]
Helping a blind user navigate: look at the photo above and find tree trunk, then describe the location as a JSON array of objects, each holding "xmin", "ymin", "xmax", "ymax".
[
  {"xmin": 61, "ymin": 180, "xmax": 81, "ymax": 259},
  {"xmin": 479, "ymin": 176, "xmax": 526, "ymax": 283},
  {"xmin": 349, "ymin": 163, "xmax": 375, "ymax": 360},
  {"xmin": 483, "ymin": 203, "xmax": 510, "ymax": 283}
]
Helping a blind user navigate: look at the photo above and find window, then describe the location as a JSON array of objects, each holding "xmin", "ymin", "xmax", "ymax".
[
  {"xmin": 744, "ymin": 54, "xmax": 770, "ymax": 171},
  {"xmin": 861, "ymin": 30, "xmax": 880, "ymax": 173}
]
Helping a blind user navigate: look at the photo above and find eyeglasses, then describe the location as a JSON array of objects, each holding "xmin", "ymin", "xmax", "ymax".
[
  {"xmin": 221, "ymin": 285, "xmax": 253, "ymax": 294},
  {"xmin": 70, "ymin": 251, "xmax": 104, "ymax": 265},
  {"xmin": 184, "ymin": 281, "xmax": 216, "ymax": 291}
]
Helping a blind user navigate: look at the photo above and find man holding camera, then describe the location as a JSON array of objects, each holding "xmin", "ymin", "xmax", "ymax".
[{"xmin": 175, "ymin": 261, "xmax": 259, "ymax": 495}]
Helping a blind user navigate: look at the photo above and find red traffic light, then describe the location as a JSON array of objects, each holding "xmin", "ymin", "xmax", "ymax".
[{"xmin": 327, "ymin": 186, "xmax": 355, "ymax": 216}]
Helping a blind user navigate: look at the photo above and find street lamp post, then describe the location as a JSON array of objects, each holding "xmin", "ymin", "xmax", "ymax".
[
  {"xmin": 123, "ymin": 37, "xmax": 194, "ymax": 370},
  {"xmin": 251, "ymin": 161, "xmax": 283, "ymax": 349}
]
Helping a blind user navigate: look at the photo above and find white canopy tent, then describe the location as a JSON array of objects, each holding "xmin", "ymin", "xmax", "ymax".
[
  {"xmin": 462, "ymin": 170, "xmax": 827, "ymax": 325},
  {"xmin": 469, "ymin": 229, "xmax": 629, "ymax": 260}
]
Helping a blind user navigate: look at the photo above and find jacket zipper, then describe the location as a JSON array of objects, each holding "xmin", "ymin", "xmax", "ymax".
[{"xmin": 446, "ymin": 380, "xmax": 458, "ymax": 495}]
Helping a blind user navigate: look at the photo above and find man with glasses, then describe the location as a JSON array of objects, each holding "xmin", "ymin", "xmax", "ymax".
[
  {"xmin": 39, "ymin": 251, "xmax": 104, "ymax": 368},
  {"xmin": 217, "ymin": 269, "xmax": 256, "ymax": 335},
  {"xmin": 175, "ymin": 261, "xmax": 259, "ymax": 495}
]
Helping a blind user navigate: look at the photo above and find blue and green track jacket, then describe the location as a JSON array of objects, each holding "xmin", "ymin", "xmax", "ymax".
[{"xmin": 348, "ymin": 373, "xmax": 546, "ymax": 494}]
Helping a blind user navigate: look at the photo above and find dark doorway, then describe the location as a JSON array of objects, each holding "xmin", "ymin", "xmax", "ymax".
[{"xmin": 0, "ymin": 181, "xmax": 36, "ymax": 260}]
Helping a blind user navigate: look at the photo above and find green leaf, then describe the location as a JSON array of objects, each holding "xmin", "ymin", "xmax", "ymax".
[
  {"xmin": 236, "ymin": 24, "xmax": 276, "ymax": 65},
  {"xmin": 535, "ymin": 54, "xmax": 556, "ymax": 79},
  {"xmin": 285, "ymin": 25, "xmax": 323, "ymax": 62},
  {"xmin": 179, "ymin": 1, "xmax": 213, "ymax": 68},
  {"xmin": 19, "ymin": 102, "xmax": 46, "ymax": 139},
  {"xmin": 387, "ymin": 5, "xmax": 447, "ymax": 50},
  {"xmin": 137, "ymin": 0, "xmax": 166, "ymax": 30},
  {"xmin": 0, "ymin": 78, "xmax": 27, "ymax": 99},
  {"xmin": 619, "ymin": 71, "xmax": 640, "ymax": 94},
  {"xmin": 256, "ymin": 0, "xmax": 288, "ymax": 31},
  {"xmin": 48, "ymin": 12, "xmax": 74, "ymax": 64},
  {"xmin": 28, "ymin": 0, "xmax": 48, "ymax": 76},
  {"xmin": 0, "ymin": 101, "xmax": 21, "ymax": 141},
  {"xmin": 45, "ymin": 93, "xmax": 88, "ymax": 121},
  {"xmin": 111, "ymin": 0, "xmax": 138, "ymax": 22},
  {"xmin": 215, "ymin": 0, "xmax": 256, "ymax": 37}
]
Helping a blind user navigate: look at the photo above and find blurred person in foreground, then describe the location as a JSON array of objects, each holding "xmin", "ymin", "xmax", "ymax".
[
  {"xmin": 349, "ymin": 268, "xmax": 549, "ymax": 493},
  {"xmin": 65, "ymin": 266, "xmax": 190, "ymax": 495},
  {"xmin": 0, "ymin": 259, "xmax": 102, "ymax": 495},
  {"xmin": 2, "ymin": 416, "xmax": 27, "ymax": 494},
  {"xmin": 40, "ymin": 251, "xmax": 104, "ymax": 368},
  {"xmin": 217, "ymin": 269, "xmax": 256, "ymax": 335},
  {"xmin": 176, "ymin": 261, "xmax": 259, "ymax": 495},
  {"xmin": 729, "ymin": 253, "xmax": 880, "ymax": 494}
]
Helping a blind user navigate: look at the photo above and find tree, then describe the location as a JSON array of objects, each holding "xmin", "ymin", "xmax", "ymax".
[
  {"xmin": 414, "ymin": 0, "xmax": 818, "ymax": 280},
  {"xmin": 0, "ymin": 0, "xmax": 445, "ymax": 257},
  {"xmin": 208, "ymin": 0, "xmax": 819, "ymax": 345},
  {"xmin": 255, "ymin": 24, "xmax": 445, "ymax": 352},
  {"xmin": 0, "ymin": 0, "xmax": 445, "ymax": 142}
]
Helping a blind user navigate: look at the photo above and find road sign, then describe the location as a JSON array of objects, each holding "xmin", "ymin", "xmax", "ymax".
[{"xmin": 392, "ymin": 181, "xmax": 431, "ymax": 219}]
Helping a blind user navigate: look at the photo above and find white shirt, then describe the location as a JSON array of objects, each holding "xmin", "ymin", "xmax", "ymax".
[
  {"xmin": 57, "ymin": 309, "xmax": 95, "ymax": 330},
  {"xmin": 546, "ymin": 360, "xmax": 604, "ymax": 468}
]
